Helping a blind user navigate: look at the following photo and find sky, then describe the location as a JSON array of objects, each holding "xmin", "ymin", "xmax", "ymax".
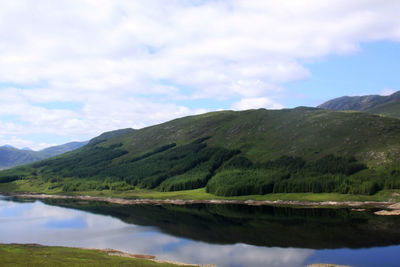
[{"xmin": 0, "ymin": 0, "xmax": 400, "ymax": 150}]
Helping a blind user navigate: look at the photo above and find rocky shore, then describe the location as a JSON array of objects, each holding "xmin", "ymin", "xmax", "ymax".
[{"xmin": 3, "ymin": 192, "xmax": 400, "ymax": 214}]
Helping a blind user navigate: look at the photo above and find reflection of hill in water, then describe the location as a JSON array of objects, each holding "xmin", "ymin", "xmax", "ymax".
[{"xmin": 39, "ymin": 199, "xmax": 400, "ymax": 249}]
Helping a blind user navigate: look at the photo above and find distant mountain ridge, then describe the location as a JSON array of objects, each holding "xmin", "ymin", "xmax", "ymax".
[
  {"xmin": 318, "ymin": 91, "xmax": 400, "ymax": 118},
  {"xmin": 318, "ymin": 91, "xmax": 400, "ymax": 111},
  {"xmin": 0, "ymin": 141, "xmax": 88, "ymax": 169}
]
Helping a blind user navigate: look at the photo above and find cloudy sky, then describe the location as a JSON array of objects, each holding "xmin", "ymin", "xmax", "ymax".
[{"xmin": 1, "ymin": 0, "xmax": 400, "ymax": 150}]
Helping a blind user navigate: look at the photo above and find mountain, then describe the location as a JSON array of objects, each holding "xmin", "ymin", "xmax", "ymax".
[
  {"xmin": 39, "ymin": 141, "xmax": 90, "ymax": 158},
  {"xmin": 0, "ymin": 146, "xmax": 44, "ymax": 169},
  {"xmin": 318, "ymin": 91, "xmax": 400, "ymax": 118},
  {"xmin": 1, "ymin": 145, "xmax": 15, "ymax": 149},
  {"xmin": 0, "ymin": 141, "xmax": 88, "ymax": 169},
  {"xmin": 88, "ymin": 128, "xmax": 135, "ymax": 145},
  {"xmin": 1, "ymin": 108, "xmax": 400, "ymax": 197}
]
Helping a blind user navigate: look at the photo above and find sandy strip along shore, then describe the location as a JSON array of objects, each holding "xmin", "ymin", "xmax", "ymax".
[
  {"xmin": 2, "ymin": 192, "xmax": 400, "ymax": 213},
  {"xmin": 98, "ymin": 248, "xmax": 214, "ymax": 266}
]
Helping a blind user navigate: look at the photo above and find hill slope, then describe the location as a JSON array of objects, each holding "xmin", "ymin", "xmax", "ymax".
[
  {"xmin": 0, "ymin": 146, "xmax": 43, "ymax": 169},
  {"xmin": 0, "ymin": 141, "xmax": 88, "ymax": 169},
  {"xmin": 318, "ymin": 91, "xmax": 400, "ymax": 118},
  {"xmin": 1, "ymin": 108, "xmax": 400, "ymax": 197}
]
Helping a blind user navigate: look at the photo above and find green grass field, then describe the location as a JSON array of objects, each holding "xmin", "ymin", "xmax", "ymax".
[
  {"xmin": 0, "ymin": 244, "xmax": 194, "ymax": 267},
  {"xmin": 2, "ymin": 179, "xmax": 400, "ymax": 203}
]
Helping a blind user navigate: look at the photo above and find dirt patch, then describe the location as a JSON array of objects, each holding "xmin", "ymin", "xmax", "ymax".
[
  {"xmin": 374, "ymin": 201, "xmax": 400, "ymax": 215},
  {"xmin": 107, "ymin": 252, "xmax": 155, "ymax": 260},
  {"xmin": 3, "ymin": 192, "xmax": 398, "ymax": 210},
  {"xmin": 102, "ymin": 248, "xmax": 212, "ymax": 266},
  {"xmin": 388, "ymin": 202, "xmax": 400, "ymax": 209},
  {"xmin": 100, "ymin": 248, "xmax": 155, "ymax": 259},
  {"xmin": 88, "ymin": 247, "xmax": 209, "ymax": 266},
  {"xmin": 306, "ymin": 264, "xmax": 351, "ymax": 267},
  {"xmin": 374, "ymin": 210, "xmax": 400, "ymax": 216}
]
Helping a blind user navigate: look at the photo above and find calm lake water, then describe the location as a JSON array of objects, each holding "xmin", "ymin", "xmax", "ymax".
[{"xmin": 1, "ymin": 195, "xmax": 399, "ymax": 267}]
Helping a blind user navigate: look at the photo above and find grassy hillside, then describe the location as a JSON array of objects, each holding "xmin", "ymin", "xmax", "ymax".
[
  {"xmin": 1, "ymin": 108, "xmax": 400, "ymax": 197},
  {"xmin": 0, "ymin": 141, "xmax": 88, "ymax": 169},
  {"xmin": 0, "ymin": 244, "xmax": 191, "ymax": 267},
  {"xmin": 365, "ymin": 101, "xmax": 400, "ymax": 118},
  {"xmin": 318, "ymin": 91, "xmax": 400, "ymax": 118}
]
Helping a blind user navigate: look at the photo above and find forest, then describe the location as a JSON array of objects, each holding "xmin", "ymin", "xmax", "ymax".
[{"xmin": 2, "ymin": 139, "xmax": 399, "ymax": 197}]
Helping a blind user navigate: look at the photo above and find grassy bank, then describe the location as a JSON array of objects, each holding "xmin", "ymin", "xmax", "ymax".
[
  {"xmin": 1, "ymin": 179, "xmax": 400, "ymax": 203},
  {"xmin": 0, "ymin": 244, "xmax": 195, "ymax": 267}
]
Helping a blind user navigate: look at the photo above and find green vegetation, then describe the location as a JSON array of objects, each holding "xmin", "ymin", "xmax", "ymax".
[
  {"xmin": 3, "ymin": 180, "xmax": 400, "ymax": 202},
  {"xmin": 0, "ymin": 244, "xmax": 192, "ymax": 267},
  {"xmin": 366, "ymin": 101, "xmax": 400, "ymax": 119},
  {"xmin": 206, "ymin": 155, "xmax": 392, "ymax": 196},
  {"xmin": 1, "ymin": 108, "xmax": 400, "ymax": 199}
]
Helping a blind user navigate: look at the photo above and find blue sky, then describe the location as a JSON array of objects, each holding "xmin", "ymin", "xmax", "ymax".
[
  {"xmin": 283, "ymin": 41, "xmax": 400, "ymax": 107},
  {"xmin": 0, "ymin": 0, "xmax": 399, "ymax": 150}
]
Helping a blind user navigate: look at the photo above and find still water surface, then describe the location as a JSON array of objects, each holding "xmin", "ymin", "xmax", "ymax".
[{"xmin": 0, "ymin": 195, "xmax": 399, "ymax": 267}]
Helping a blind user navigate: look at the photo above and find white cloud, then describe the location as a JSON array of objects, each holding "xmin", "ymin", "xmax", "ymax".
[
  {"xmin": 0, "ymin": 135, "xmax": 56, "ymax": 151},
  {"xmin": 0, "ymin": 0, "xmax": 400, "ymax": 147},
  {"xmin": 232, "ymin": 97, "xmax": 284, "ymax": 110},
  {"xmin": 380, "ymin": 88, "xmax": 397, "ymax": 96},
  {"xmin": 158, "ymin": 242, "xmax": 313, "ymax": 267},
  {"xmin": 0, "ymin": 88, "xmax": 201, "ymax": 139}
]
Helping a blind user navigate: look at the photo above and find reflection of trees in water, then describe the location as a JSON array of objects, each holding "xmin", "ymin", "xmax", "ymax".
[{"xmin": 40, "ymin": 199, "xmax": 400, "ymax": 249}]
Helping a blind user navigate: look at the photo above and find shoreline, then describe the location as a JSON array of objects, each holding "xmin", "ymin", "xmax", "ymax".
[
  {"xmin": 0, "ymin": 243, "xmax": 350, "ymax": 267},
  {"xmin": 0, "ymin": 243, "xmax": 210, "ymax": 266},
  {"xmin": 99, "ymin": 248, "xmax": 213, "ymax": 266},
  {"xmin": 2, "ymin": 192, "xmax": 400, "ymax": 212}
]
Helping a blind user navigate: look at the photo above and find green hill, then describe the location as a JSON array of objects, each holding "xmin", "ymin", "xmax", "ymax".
[
  {"xmin": 1, "ymin": 108, "xmax": 400, "ymax": 197},
  {"xmin": 365, "ymin": 100, "xmax": 400, "ymax": 118},
  {"xmin": 318, "ymin": 91, "xmax": 400, "ymax": 118},
  {"xmin": 0, "ymin": 141, "xmax": 88, "ymax": 169}
]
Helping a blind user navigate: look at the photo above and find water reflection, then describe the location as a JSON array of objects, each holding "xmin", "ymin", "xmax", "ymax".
[
  {"xmin": 0, "ymin": 198, "xmax": 313, "ymax": 266},
  {"xmin": 38, "ymin": 199, "xmax": 400, "ymax": 249},
  {"xmin": 158, "ymin": 243, "xmax": 313, "ymax": 267},
  {"xmin": 1, "ymin": 197, "xmax": 400, "ymax": 267}
]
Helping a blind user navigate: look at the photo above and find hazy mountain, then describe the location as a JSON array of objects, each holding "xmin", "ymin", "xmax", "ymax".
[
  {"xmin": 0, "ymin": 141, "xmax": 88, "ymax": 169},
  {"xmin": 1, "ymin": 145, "xmax": 15, "ymax": 149},
  {"xmin": 39, "ymin": 141, "xmax": 90, "ymax": 158},
  {"xmin": 318, "ymin": 91, "xmax": 400, "ymax": 118},
  {"xmin": 0, "ymin": 146, "xmax": 43, "ymax": 169}
]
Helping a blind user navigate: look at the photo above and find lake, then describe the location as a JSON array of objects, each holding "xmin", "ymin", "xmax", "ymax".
[{"xmin": 0, "ymin": 195, "xmax": 399, "ymax": 267}]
